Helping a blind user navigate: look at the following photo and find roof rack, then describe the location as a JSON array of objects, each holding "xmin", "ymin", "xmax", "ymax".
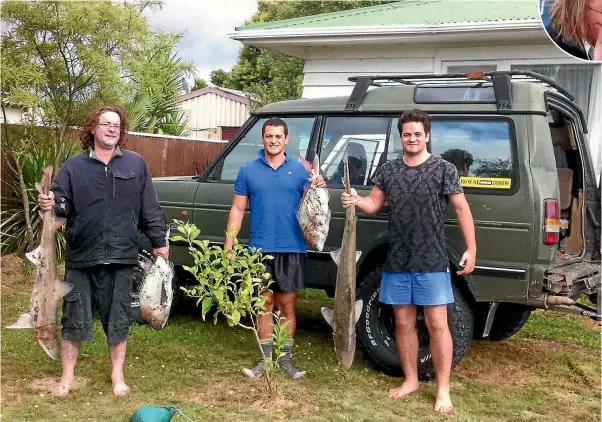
[{"xmin": 345, "ymin": 71, "xmax": 574, "ymax": 112}]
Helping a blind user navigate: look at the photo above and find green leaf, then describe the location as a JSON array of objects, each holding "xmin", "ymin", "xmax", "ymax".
[
  {"xmin": 231, "ymin": 310, "xmax": 241, "ymax": 325},
  {"xmin": 201, "ymin": 297, "xmax": 213, "ymax": 320},
  {"xmin": 171, "ymin": 235, "xmax": 186, "ymax": 243}
]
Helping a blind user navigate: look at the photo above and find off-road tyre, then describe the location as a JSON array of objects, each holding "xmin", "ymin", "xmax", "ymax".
[
  {"xmin": 356, "ymin": 267, "xmax": 474, "ymax": 381},
  {"xmin": 473, "ymin": 303, "xmax": 533, "ymax": 341}
]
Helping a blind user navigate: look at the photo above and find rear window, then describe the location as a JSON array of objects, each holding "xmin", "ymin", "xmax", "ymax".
[{"xmin": 387, "ymin": 118, "xmax": 517, "ymax": 192}]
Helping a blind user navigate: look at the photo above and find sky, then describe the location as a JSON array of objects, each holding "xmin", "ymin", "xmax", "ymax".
[{"xmin": 144, "ymin": 0, "xmax": 259, "ymax": 87}]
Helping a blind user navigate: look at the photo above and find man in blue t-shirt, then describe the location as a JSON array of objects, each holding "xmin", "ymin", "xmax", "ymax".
[{"xmin": 224, "ymin": 117, "xmax": 326, "ymax": 380}]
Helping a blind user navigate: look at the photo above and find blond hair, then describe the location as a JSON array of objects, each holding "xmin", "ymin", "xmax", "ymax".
[{"xmin": 551, "ymin": 0, "xmax": 597, "ymax": 45}]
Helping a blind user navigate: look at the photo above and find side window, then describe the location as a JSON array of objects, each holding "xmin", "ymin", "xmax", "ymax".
[
  {"xmin": 219, "ymin": 117, "xmax": 316, "ymax": 181},
  {"xmin": 319, "ymin": 117, "xmax": 389, "ymax": 187},
  {"xmin": 387, "ymin": 118, "xmax": 516, "ymax": 191},
  {"xmin": 432, "ymin": 120, "xmax": 515, "ymax": 190}
]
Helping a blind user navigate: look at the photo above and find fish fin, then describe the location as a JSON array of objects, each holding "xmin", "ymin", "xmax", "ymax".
[
  {"xmin": 60, "ymin": 281, "xmax": 74, "ymax": 297},
  {"xmin": 330, "ymin": 248, "xmax": 342, "ymax": 266},
  {"xmin": 321, "ymin": 307, "xmax": 335, "ymax": 328},
  {"xmin": 35, "ymin": 181, "xmax": 44, "ymax": 194},
  {"xmin": 6, "ymin": 313, "xmax": 35, "ymax": 329},
  {"xmin": 355, "ymin": 251, "xmax": 362, "ymax": 263},
  {"xmin": 51, "ymin": 216, "xmax": 67, "ymax": 231},
  {"xmin": 25, "ymin": 245, "xmax": 42, "ymax": 266},
  {"xmin": 354, "ymin": 300, "xmax": 364, "ymax": 324}
]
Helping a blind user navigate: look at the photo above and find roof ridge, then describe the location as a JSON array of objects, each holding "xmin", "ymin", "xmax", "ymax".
[{"xmin": 236, "ymin": 0, "xmax": 412, "ymax": 30}]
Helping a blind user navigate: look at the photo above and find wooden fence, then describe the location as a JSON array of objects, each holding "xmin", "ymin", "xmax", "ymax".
[{"xmin": 1, "ymin": 125, "xmax": 228, "ymax": 204}]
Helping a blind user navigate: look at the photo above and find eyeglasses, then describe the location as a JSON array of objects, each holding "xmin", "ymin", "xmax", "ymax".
[
  {"xmin": 98, "ymin": 122, "xmax": 121, "ymax": 130},
  {"xmin": 589, "ymin": 6, "xmax": 602, "ymax": 14}
]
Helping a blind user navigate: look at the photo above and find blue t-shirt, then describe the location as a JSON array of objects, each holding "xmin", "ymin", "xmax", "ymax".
[{"xmin": 234, "ymin": 149, "xmax": 311, "ymax": 253}]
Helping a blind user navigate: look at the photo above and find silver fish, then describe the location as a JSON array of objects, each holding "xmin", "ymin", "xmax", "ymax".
[
  {"xmin": 297, "ymin": 156, "xmax": 331, "ymax": 252},
  {"xmin": 139, "ymin": 249, "xmax": 174, "ymax": 330},
  {"xmin": 7, "ymin": 166, "xmax": 73, "ymax": 359},
  {"xmin": 321, "ymin": 150, "xmax": 363, "ymax": 370}
]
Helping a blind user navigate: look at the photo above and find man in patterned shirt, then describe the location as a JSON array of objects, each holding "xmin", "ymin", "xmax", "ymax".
[{"xmin": 342, "ymin": 109, "xmax": 476, "ymax": 413}]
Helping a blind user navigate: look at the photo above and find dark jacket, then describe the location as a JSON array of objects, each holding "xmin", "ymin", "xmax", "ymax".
[{"xmin": 52, "ymin": 148, "xmax": 166, "ymax": 269}]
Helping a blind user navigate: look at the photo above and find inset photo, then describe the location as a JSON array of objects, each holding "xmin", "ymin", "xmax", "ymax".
[{"xmin": 540, "ymin": 0, "xmax": 602, "ymax": 61}]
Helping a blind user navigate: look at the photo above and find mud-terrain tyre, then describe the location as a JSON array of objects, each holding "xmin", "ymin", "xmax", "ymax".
[
  {"xmin": 356, "ymin": 267, "xmax": 474, "ymax": 381},
  {"xmin": 473, "ymin": 303, "xmax": 533, "ymax": 341}
]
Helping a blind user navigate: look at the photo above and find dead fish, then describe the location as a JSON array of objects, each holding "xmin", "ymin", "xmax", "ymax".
[
  {"xmin": 139, "ymin": 254, "xmax": 174, "ymax": 330},
  {"xmin": 321, "ymin": 150, "xmax": 363, "ymax": 370},
  {"xmin": 297, "ymin": 156, "xmax": 331, "ymax": 251},
  {"xmin": 7, "ymin": 166, "xmax": 73, "ymax": 359}
]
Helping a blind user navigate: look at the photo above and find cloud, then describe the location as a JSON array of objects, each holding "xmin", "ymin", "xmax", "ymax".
[{"xmin": 144, "ymin": 0, "xmax": 258, "ymax": 83}]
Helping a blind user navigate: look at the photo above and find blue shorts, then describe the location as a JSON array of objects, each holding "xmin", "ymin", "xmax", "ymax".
[{"xmin": 379, "ymin": 271, "xmax": 455, "ymax": 306}]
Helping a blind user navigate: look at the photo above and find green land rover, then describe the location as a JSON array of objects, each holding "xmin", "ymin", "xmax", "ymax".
[{"xmin": 142, "ymin": 71, "xmax": 601, "ymax": 380}]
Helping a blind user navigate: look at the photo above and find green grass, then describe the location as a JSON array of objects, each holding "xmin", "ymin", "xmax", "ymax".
[{"xmin": 1, "ymin": 259, "xmax": 600, "ymax": 422}]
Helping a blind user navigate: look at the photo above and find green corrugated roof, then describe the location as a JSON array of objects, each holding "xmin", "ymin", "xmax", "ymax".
[{"xmin": 236, "ymin": 0, "xmax": 539, "ymax": 31}]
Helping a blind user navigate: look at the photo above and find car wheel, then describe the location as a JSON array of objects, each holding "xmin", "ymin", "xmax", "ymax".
[
  {"xmin": 356, "ymin": 266, "xmax": 474, "ymax": 381},
  {"xmin": 473, "ymin": 303, "xmax": 533, "ymax": 341}
]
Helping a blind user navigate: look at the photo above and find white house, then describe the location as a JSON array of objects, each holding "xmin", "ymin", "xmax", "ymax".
[
  {"xmin": 0, "ymin": 106, "xmax": 30, "ymax": 124},
  {"xmin": 176, "ymin": 86, "xmax": 254, "ymax": 141},
  {"xmin": 229, "ymin": 0, "xmax": 601, "ymax": 178}
]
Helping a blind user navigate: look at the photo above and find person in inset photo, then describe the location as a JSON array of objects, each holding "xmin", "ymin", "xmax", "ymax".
[{"xmin": 542, "ymin": 0, "xmax": 602, "ymax": 61}]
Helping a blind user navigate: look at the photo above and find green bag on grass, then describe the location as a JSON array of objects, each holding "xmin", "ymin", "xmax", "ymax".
[{"xmin": 129, "ymin": 405, "xmax": 182, "ymax": 422}]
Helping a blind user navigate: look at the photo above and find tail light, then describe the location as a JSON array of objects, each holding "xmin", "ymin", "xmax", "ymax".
[{"xmin": 543, "ymin": 199, "xmax": 560, "ymax": 245}]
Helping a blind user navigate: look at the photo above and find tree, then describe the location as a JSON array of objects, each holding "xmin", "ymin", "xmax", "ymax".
[
  {"xmin": 0, "ymin": 0, "xmax": 189, "ymax": 255},
  {"xmin": 209, "ymin": 69, "xmax": 230, "ymax": 87},
  {"xmin": 192, "ymin": 78, "xmax": 208, "ymax": 90},
  {"xmin": 218, "ymin": 1, "xmax": 392, "ymax": 107}
]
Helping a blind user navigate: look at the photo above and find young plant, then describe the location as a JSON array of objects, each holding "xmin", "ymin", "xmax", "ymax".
[{"xmin": 172, "ymin": 220, "xmax": 292, "ymax": 394}]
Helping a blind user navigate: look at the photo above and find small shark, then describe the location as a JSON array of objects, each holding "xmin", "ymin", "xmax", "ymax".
[
  {"xmin": 7, "ymin": 166, "xmax": 73, "ymax": 360},
  {"xmin": 321, "ymin": 150, "xmax": 363, "ymax": 370}
]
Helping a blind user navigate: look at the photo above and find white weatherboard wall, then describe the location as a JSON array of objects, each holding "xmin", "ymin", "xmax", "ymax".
[{"xmin": 178, "ymin": 92, "xmax": 249, "ymax": 140}]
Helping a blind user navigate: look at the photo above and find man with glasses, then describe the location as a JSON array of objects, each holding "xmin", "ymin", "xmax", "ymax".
[{"xmin": 37, "ymin": 105, "xmax": 168, "ymax": 397}]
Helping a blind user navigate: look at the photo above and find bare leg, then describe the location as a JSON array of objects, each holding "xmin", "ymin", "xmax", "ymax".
[
  {"xmin": 257, "ymin": 291, "xmax": 275, "ymax": 340},
  {"xmin": 389, "ymin": 305, "xmax": 420, "ymax": 399},
  {"xmin": 52, "ymin": 339, "xmax": 80, "ymax": 397},
  {"xmin": 274, "ymin": 291, "xmax": 297, "ymax": 336},
  {"xmin": 109, "ymin": 340, "xmax": 129, "ymax": 396},
  {"xmin": 424, "ymin": 305, "xmax": 453, "ymax": 413}
]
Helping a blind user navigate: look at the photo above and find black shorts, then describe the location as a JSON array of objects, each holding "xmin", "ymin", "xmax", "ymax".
[
  {"xmin": 263, "ymin": 253, "xmax": 306, "ymax": 294},
  {"xmin": 61, "ymin": 264, "xmax": 134, "ymax": 344}
]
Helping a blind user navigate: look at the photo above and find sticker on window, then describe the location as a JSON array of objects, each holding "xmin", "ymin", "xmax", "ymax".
[{"xmin": 461, "ymin": 176, "xmax": 512, "ymax": 189}]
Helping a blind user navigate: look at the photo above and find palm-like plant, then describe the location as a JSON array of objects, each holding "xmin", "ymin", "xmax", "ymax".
[
  {"xmin": 125, "ymin": 41, "xmax": 193, "ymax": 137},
  {"xmin": 1, "ymin": 138, "xmax": 79, "ymax": 257}
]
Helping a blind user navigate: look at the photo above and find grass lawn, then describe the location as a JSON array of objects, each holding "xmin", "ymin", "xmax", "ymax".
[{"xmin": 1, "ymin": 254, "xmax": 600, "ymax": 422}]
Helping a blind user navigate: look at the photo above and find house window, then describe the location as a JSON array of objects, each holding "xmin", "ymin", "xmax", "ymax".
[
  {"xmin": 511, "ymin": 64, "xmax": 596, "ymax": 118},
  {"xmin": 219, "ymin": 117, "xmax": 316, "ymax": 181},
  {"xmin": 387, "ymin": 118, "xmax": 517, "ymax": 191},
  {"xmin": 319, "ymin": 116, "xmax": 389, "ymax": 187}
]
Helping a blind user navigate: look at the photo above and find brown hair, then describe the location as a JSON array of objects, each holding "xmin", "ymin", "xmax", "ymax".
[
  {"xmin": 397, "ymin": 109, "xmax": 431, "ymax": 137},
  {"xmin": 551, "ymin": 0, "xmax": 596, "ymax": 45},
  {"xmin": 80, "ymin": 104, "xmax": 130, "ymax": 150}
]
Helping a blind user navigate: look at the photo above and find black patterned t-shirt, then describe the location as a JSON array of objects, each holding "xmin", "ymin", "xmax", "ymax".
[{"xmin": 371, "ymin": 155, "xmax": 463, "ymax": 273}]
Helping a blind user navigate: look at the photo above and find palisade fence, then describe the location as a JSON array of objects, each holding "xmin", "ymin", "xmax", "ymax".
[{"xmin": 1, "ymin": 124, "xmax": 229, "ymax": 205}]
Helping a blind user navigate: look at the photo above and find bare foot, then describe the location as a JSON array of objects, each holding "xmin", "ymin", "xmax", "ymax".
[
  {"xmin": 389, "ymin": 379, "xmax": 419, "ymax": 400},
  {"xmin": 112, "ymin": 381, "xmax": 130, "ymax": 396},
  {"xmin": 51, "ymin": 375, "xmax": 74, "ymax": 397},
  {"xmin": 434, "ymin": 388, "xmax": 453, "ymax": 413}
]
